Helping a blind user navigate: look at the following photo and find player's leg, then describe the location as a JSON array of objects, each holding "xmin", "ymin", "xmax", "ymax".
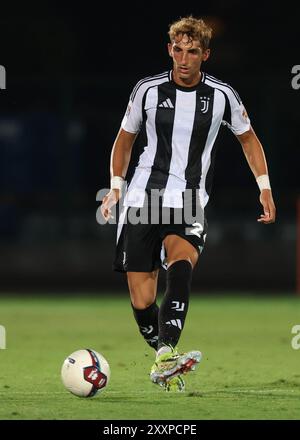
[
  {"xmin": 157, "ymin": 234, "xmax": 198, "ymax": 354},
  {"xmin": 150, "ymin": 234, "xmax": 201, "ymax": 385},
  {"xmin": 127, "ymin": 270, "xmax": 159, "ymax": 351},
  {"xmin": 128, "ymin": 266, "xmax": 185, "ymax": 392},
  {"xmin": 113, "ymin": 204, "xmax": 161, "ymax": 351}
]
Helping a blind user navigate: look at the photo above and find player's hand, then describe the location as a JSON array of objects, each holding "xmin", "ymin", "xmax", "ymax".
[
  {"xmin": 101, "ymin": 189, "xmax": 121, "ymax": 221},
  {"xmin": 257, "ymin": 189, "xmax": 276, "ymax": 224}
]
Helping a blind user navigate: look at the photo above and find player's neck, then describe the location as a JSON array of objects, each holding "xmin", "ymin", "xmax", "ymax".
[{"xmin": 172, "ymin": 70, "xmax": 201, "ymax": 88}]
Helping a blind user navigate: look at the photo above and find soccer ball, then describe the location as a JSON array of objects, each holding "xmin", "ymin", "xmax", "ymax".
[{"xmin": 61, "ymin": 349, "xmax": 110, "ymax": 397}]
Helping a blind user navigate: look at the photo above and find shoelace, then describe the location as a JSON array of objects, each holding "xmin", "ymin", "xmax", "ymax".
[{"xmin": 161, "ymin": 356, "xmax": 179, "ymax": 363}]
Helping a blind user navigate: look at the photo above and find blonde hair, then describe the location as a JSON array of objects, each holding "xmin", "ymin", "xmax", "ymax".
[{"xmin": 168, "ymin": 15, "xmax": 213, "ymax": 51}]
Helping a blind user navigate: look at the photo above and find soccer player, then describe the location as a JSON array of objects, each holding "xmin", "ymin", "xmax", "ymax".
[{"xmin": 101, "ymin": 16, "xmax": 276, "ymax": 391}]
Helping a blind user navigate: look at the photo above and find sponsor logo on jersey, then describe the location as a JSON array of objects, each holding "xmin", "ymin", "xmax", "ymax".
[{"xmin": 158, "ymin": 98, "xmax": 174, "ymax": 108}]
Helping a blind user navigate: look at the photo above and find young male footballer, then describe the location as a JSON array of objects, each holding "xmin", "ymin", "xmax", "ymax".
[{"xmin": 101, "ymin": 16, "xmax": 276, "ymax": 391}]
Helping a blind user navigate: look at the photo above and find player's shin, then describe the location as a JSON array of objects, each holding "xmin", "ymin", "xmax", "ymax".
[
  {"xmin": 131, "ymin": 302, "xmax": 159, "ymax": 350},
  {"xmin": 157, "ymin": 260, "xmax": 192, "ymax": 352}
]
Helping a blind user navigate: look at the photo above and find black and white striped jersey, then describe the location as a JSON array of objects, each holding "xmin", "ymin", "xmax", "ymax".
[{"xmin": 121, "ymin": 70, "xmax": 250, "ymax": 208}]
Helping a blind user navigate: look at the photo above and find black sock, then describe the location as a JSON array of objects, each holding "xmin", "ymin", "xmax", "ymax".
[
  {"xmin": 131, "ymin": 301, "xmax": 159, "ymax": 351},
  {"xmin": 158, "ymin": 260, "xmax": 193, "ymax": 350}
]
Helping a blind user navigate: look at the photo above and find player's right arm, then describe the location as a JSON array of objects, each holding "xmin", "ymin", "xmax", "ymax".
[
  {"xmin": 110, "ymin": 128, "xmax": 137, "ymax": 180},
  {"xmin": 101, "ymin": 79, "xmax": 146, "ymax": 221},
  {"xmin": 101, "ymin": 128, "xmax": 137, "ymax": 221}
]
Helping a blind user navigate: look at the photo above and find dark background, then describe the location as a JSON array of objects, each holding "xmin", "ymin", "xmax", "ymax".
[{"xmin": 0, "ymin": 1, "xmax": 299, "ymax": 293}]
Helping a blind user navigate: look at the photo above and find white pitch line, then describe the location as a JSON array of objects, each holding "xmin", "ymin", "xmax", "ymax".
[{"xmin": 0, "ymin": 389, "xmax": 298, "ymax": 396}]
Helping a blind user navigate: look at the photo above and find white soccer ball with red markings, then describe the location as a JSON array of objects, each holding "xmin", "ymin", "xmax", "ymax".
[{"xmin": 61, "ymin": 349, "xmax": 110, "ymax": 397}]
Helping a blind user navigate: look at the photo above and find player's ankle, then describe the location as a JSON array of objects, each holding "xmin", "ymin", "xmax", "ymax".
[{"xmin": 156, "ymin": 344, "xmax": 173, "ymax": 359}]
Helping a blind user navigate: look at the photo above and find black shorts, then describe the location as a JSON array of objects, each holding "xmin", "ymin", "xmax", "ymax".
[{"xmin": 113, "ymin": 194, "xmax": 207, "ymax": 273}]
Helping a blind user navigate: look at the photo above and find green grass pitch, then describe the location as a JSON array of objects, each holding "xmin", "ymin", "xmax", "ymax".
[{"xmin": 0, "ymin": 294, "xmax": 300, "ymax": 420}]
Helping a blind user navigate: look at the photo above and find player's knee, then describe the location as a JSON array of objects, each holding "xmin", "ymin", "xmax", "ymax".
[
  {"xmin": 130, "ymin": 294, "xmax": 155, "ymax": 310},
  {"xmin": 127, "ymin": 276, "xmax": 156, "ymax": 309}
]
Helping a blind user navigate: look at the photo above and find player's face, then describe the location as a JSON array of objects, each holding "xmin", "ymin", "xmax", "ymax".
[{"xmin": 168, "ymin": 33, "xmax": 210, "ymax": 85}]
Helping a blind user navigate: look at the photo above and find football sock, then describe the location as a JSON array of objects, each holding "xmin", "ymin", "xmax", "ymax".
[
  {"xmin": 131, "ymin": 301, "xmax": 159, "ymax": 351},
  {"xmin": 158, "ymin": 260, "xmax": 193, "ymax": 351}
]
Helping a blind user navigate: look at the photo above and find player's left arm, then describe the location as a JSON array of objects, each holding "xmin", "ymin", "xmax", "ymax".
[{"xmin": 236, "ymin": 127, "xmax": 276, "ymax": 224}]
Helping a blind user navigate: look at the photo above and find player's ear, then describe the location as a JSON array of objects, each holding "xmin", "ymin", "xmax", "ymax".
[
  {"xmin": 202, "ymin": 49, "xmax": 210, "ymax": 62},
  {"xmin": 167, "ymin": 43, "xmax": 173, "ymax": 57}
]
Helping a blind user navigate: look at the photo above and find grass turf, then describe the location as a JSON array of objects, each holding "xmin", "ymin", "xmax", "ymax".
[{"xmin": 0, "ymin": 294, "xmax": 299, "ymax": 420}]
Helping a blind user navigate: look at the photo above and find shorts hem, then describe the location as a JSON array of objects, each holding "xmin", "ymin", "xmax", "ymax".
[
  {"xmin": 161, "ymin": 231, "xmax": 203, "ymax": 257},
  {"xmin": 112, "ymin": 262, "xmax": 161, "ymax": 273}
]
